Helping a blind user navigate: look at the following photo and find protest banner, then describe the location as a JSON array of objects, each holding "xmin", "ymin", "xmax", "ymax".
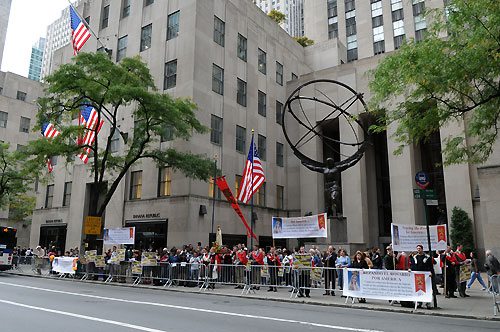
[
  {"xmin": 103, "ymin": 227, "xmax": 135, "ymax": 245},
  {"xmin": 272, "ymin": 213, "xmax": 328, "ymax": 239},
  {"xmin": 293, "ymin": 254, "xmax": 312, "ymax": 269},
  {"xmin": 109, "ymin": 249, "xmax": 126, "ymax": 264},
  {"xmin": 141, "ymin": 252, "xmax": 158, "ymax": 266},
  {"xmin": 95, "ymin": 255, "xmax": 106, "ymax": 268},
  {"xmin": 342, "ymin": 268, "xmax": 433, "ymax": 302},
  {"xmin": 52, "ymin": 257, "xmax": 77, "ymax": 275},
  {"xmin": 459, "ymin": 264, "xmax": 472, "ymax": 283},
  {"xmin": 84, "ymin": 250, "xmax": 97, "ymax": 263},
  {"xmin": 391, "ymin": 223, "xmax": 447, "ymax": 251},
  {"xmin": 132, "ymin": 261, "xmax": 142, "ymax": 274}
]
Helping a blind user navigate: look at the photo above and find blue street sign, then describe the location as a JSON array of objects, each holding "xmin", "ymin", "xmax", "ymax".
[{"xmin": 415, "ymin": 171, "xmax": 430, "ymax": 189}]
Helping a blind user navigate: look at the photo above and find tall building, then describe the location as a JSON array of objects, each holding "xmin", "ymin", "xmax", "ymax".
[
  {"xmin": 28, "ymin": 38, "xmax": 46, "ymax": 82},
  {"xmin": 0, "ymin": 0, "xmax": 12, "ymax": 67},
  {"xmin": 0, "ymin": 71, "xmax": 43, "ymax": 247},
  {"xmin": 41, "ymin": 6, "xmax": 71, "ymax": 80},
  {"xmin": 31, "ymin": 0, "xmax": 500, "ymax": 257},
  {"xmin": 254, "ymin": 0, "xmax": 304, "ymax": 37}
]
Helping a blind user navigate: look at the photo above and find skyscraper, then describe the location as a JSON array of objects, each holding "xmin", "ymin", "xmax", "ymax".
[
  {"xmin": 28, "ymin": 38, "xmax": 46, "ymax": 82},
  {"xmin": 41, "ymin": 6, "xmax": 71, "ymax": 80},
  {"xmin": 254, "ymin": 0, "xmax": 304, "ymax": 37},
  {"xmin": 0, "ymin": 0, "xmax": 12, "ymax": 67}
]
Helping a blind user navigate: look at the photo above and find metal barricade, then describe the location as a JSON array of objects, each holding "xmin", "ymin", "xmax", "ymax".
[
  {"xmin": 168, "ymin": 262, "xmax": 205, "ymax": 290},
  {"xmin": 200, "ymin": 263, "xmax": 246, "ymax": 291},
  {"xmin": 105, "ymin": 261, "xmax": 133, "ymax": 283},
  {"xmin": 31, "ymin": 256, "xmax": 51, "ymax": 275},
  {"xmin": 291, "ymin": 266, "xmax": 340, "ymax": 299},
  {"xmin": 240, "ymin": 264, "xmax": 294, "ymax": 295},
  {"xmin": 490, "ymin": 274, "xmax": 500, "ymax": 316}
]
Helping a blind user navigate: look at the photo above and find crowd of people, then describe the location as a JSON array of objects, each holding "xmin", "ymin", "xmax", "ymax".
[{"xmin": 13, "ymin": 241, "xmax": 500, "ymax": 301}]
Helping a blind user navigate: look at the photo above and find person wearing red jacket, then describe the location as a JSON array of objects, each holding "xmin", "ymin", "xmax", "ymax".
[
  {"xmin": 250, "ymin": 245, "xmax": 264, "ymax": 289},
  {"xmin": 454, "ymin": 244, "xmax": 469, "ymax": 297},
  {"xmin": 234, "ymin": 244, "xmax": 248, "ymax": 289},
  {"xmin": 267, "ymin": 247, "xmax": 281, "ymax": 292}
]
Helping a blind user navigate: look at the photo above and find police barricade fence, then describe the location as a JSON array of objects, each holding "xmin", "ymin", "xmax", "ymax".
[
  {"xmin": 166, "ymin": 262, "xmax": 206, "ymax": 290},
  {"xmin": 490, "ymin": 274, "xmax": 499, "ymax": 316},
  {"xmin": 199, "ymin": 263, "xmax": 246, "ymax": 291},
  {"xmin": 290, "ymin": 266, "xmax": 341, "ymax": 298}
]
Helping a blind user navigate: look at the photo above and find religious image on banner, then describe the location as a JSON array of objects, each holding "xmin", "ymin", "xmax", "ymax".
[
  {"xmin": 272, "ymin": 218, "xmax": 283, "ymax": 234},
  {"xmin": 348, "ymin": 270, "xmax": 361, "ymax": 291}
]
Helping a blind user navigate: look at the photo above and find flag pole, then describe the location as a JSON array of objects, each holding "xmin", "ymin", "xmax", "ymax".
[
  {"xmin": 250, "ymin": 129, "xmax": 255, "ymax": 250},
  {"xmin": 67, "ymin": 1, "xmax": 109, "ymax": 52}
]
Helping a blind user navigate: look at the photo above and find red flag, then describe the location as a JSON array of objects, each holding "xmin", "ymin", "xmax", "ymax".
[
  {"xmin": 437, "ymin": 225, "xmax": 446, "ymax": 242},
  {"xmin": 414, "ymin": 273, "xmax": 427, "ymax": 293},
  {"xmin": 216, "ymin": 176, "xmax": 257, "ymax": 240}
]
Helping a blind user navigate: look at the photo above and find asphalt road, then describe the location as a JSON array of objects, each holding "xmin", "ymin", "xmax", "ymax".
[{"xmin": 0, "ymin": 274, "xmax": 498, "ymax": 332}]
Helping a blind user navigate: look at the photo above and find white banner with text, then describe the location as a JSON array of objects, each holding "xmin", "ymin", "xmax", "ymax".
[
  {"xmin": 52, "ymin": 257, "xmax": 77, "ymax": 275},
  {"xmin": 391, "ymin": 223, "xmax": 447, "ymax": 252},
  {"xmin": 272, "ymin": 213, "xmax": 327, "ymax": 239},
  {"xmin": 103, "ymin": 227, "xmax": 136, "ymax": 245},
  {"xmin": 342, "ymin": 268, "xmax": 433, "ymax": 302}
]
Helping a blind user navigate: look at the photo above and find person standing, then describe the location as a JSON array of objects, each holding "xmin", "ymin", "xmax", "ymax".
[
  {"xmin": 484, "ymin": 249, "xmax": 500, "ymax": 293},
  {"xmin": 350, "ymin": 251, "xmax": 368, "ymax": 303},
  {"xmin": 251, "ymin": 245, "xmax": 264, "ymax": 290},
  {"xmin": 295, "ymin": 246, "xmax": 311, "ymax": 298},
  {"xmin": 409, "ymin": 244, "xmax": 433, "ymax": 309},
  {"xmin": 454, "ymin": 244, "xmax": 469, "ymax": 297},
  {"xmin": 443, "ymin": 246, "xmax": 458, "ymax": 298},
  {"xmin": 323, "ymin": 246, "xmax": 337, "ymax": 296},
  {"xmin": 371, "ymin": 247, "xmax": 383, "ymax": 269},
  {"xmin": 336, "ymin": 249, "xmax": 350, "ymax": 290},
  {"xmin": 467, "ymin": 252, "xmax": 487, "ymax": 290},
  {"xmin": 383, "ymin": 246, "xmax": 395, "ymax": 270},
  {"xmin": 267, "ymin": 247, "xmax": 281, "ymax": 292}
]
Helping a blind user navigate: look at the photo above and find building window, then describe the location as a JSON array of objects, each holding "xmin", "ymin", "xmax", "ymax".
[
  {"xmin": 346, "ymin": 17, "xmax": 356, "ymax": 36},
  {"xmin": 372, "ymin": 15, "xmax": 383, "ymax": 27},
  {"xmin": 347, "ymin": 48, "xmax": 358, "ymax": 62},
  {"xmin": 276, "ymin": 101, "xmax": 283, "ymax": 125},
  {"xmin": 256, "ymin": 182, "xmax": 266, "ymax": 207},
  {"xmin": 158, "ymin": 167, "xmax": 171, "ymax": 197},
  {"xmin": 45, "ymin": 184, "xmax": 54, "ymax": 208},
  {"xmin": 164, "ymin": 60, "xmax": 177, "ymax": 90},
  {"xmin": 345, "ymin": 0, "xmax": 355, "ymax": 12},
  {"xmin": 85, "ymin": 16, "xmax": 90, "ymax": 24},
  {"xmin": 373, "ymin": 40, "xmax": 385, "ymax": 55},
  {"xmin": 167, "ymin": 11, "xmax": 180, "ymax": 40},
  {"xmin": 130, "ymin": 171, "xmax": 143, "ymax": 200},
  {"xmin": 276, "ymin": 61, "xmax": 283, "ymax": 86},
  {"xmin": 101, "ymin": 5, "xmax": 109, "ymax": 29},
  {"xmin": 236, "ymin": 125, "xmax": 246, "ymax": 153},
  {"xmin": 276, "ymin": 142, "xmax": 284, "ymax": 167},
  {"xmin": 392, "ymin": 9, "xmax": 404, "ymax": 21},
  {"xmin": 237, "ymin": 78, "xmax": 247, "ymax": 107},
  {"xmin": 258, "ymin": 91, "xmax": 266, "ymax": 117},
  {"xmin": 327, "ymin": 0, "xmax": 337, "ymax": 18},
  {"xmin": 235, "ymin": 175, "xmax": 242, "ymax": 195},
  {"xmin": 258, "ymin": 134, "xmax": 266, "ymax": 161},
  {"xmin": 328, "ymin": 20, "xmax": 338, "ymax": 39},
  {"xmin": 19, "ymin": 117, "xmax": 30, "ymax": 133},
  {"xmin": 237, "ymin": 34, "xmax": 247, "ymax": 61},
  {"xmin": 144, "ymin": 0, "xmax": 154, "ymax": 6},
  {"xmin": 415, "ymin": 29, "xmax": 426, "ymax": 42},
  {"xmin": 16, "ymin": 91, "xmax": 27, "ymax": 101},
  {"xmin": 413, "ymin": 1, "xmax": 425, "ymax": 16},
  {"xmin": 210, "ymin": 115, "xmax": 223, "ymax": 145},
  {"xmin": 258, "ymin": 48, "xmax": 267, "ymax": 74},
  {"xmin": 213, "ymin": 16, "xmax": 225, "ymax": 47},
  {"xmin": 208, "ymin": 176, "xmax": 221, "ymax": 199},
  {"xmin": 140, "ymin": 24, "xmax": 152, "ymax": 51},
  {"xmin": 161, "ymin": 125, "xmax": 174, "ymax": 142},
  {"xmin": 110, "ymin": 130, "xmax": 120, "ymax": 153},
  {"xmin": 212, "ymin": 64, "xmax": 224, "ymax": 95},
  {"xmin": 63, "ymin": 182, "xmax": 72, "ymax": 207},
  {"xmin": 116, "ymin": 35, "xmax": 128, "ymax": 61},
  {"xmin": 276, "ymin": 185, "xmax": 284, "ymax": 210},
  {"xmin": 122, "ymin": 0, "xmax": 131, "ymax": 18},
  {"xmin": 16, "ymin": 144, "xmax": 26, "ymax": 152},
  {"xmin": 394, "ymin": 34, "xmax": 405, "ymax": 49}
]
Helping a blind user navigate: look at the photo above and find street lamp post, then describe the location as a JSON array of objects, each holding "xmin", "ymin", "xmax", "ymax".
[{"xmin": 210, "ymin": 155, "xmax": 217, "ymax": 241}]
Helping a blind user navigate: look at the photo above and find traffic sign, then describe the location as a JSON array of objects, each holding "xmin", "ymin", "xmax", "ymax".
[
  {"xmin": 415, "ymin": 171, "xmax": 430, "ymax": 189},
  {"xmin": 84, "ymin": 216, "xmax": 102, "ymax": 235},
  {"xmin": 413, "ymin": 189, "xmax": 437, "ymax": 200}
]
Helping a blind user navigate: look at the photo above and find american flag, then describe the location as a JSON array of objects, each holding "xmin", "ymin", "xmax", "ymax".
[
  {"xmin": 237, "ymin": 135, "xmax": 265, "ymax": 204},
  {"xmin": 69, "ymin": 6, "xmax": 91, "ymax": 55},
  {"xmin": 78, "ymin": 105, "xmax": 104, "ymax": 164},
  {"xmin": 41, "ymin": 122, "xmax": 60, "ymax": 173}
]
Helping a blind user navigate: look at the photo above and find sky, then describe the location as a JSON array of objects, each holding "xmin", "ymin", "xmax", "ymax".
[{"xmin": 1, "ymin": 0, "xmax": 70, "ymax": 76}]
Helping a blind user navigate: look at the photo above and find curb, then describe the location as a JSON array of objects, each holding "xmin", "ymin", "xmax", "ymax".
[{"xmin": 7, "ymin": 271, "xmax": 499, "ymax": 322}]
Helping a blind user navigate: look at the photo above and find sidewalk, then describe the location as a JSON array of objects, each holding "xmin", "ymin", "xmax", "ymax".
[{"xmin": 7, "ymin": 267, "xmax": 498, "ymax": 321}]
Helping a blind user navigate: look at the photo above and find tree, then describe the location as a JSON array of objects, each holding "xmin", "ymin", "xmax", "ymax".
[
  {"xmin": 293, "ymin": 36, "xmax": 314, "ymax": 47},
  {"xmin": 29, "ymin": 52, "xmax": 214, "ymax": 217},
  {"xmin": 268, "ymin": 9, "xmax": 286, "ymax": 25},
  {"xmin": 0, "ymin": 143, "xmax": 36, "ymax": 223},
  {"xmin": 450, "ymin": 207, "xmax": 475, "ymax": 254},
  {"xmin": 369, "ymin": 0, "xmax": 500, "ymax": 165}
]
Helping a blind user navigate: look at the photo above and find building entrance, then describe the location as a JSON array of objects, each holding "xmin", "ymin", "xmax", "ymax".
[{"xmin": 39, "ymin": 225, "xmax": 67, "ymax": 254}]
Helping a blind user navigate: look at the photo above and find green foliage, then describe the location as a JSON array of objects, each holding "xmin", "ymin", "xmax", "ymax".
[
  {"xmin": 369, "ymin": 0, "xmax": 500, "ymax": 165},
  {"xmin": 268, "ymin": 10, "xmax": 286, "ymax": 24},
  {"xmin": 0, "ymin": 143, "xmax": 34, "ymax": 210},
  {"xmin": 9, "ymin": 194, "xmax": 36, "ymax": 222},
  {"xmin": 450, "ymin": 207, "xmax": 475, "ymax": 254},
  {"xmin": 293, "ymin": 36, "xmax": 314, "ymax": 47},
  {"xmin": 30, "ymin": 52, "xmax": 214, "ymax": 216}
]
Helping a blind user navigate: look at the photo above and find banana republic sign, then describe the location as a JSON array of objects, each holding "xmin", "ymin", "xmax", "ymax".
[{"xmin": 132, "ymin": 213, "xmax": 161, "ymax": 220}]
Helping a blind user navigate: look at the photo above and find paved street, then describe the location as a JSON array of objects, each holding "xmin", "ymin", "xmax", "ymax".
[{"xmin": 0, "ymin": 274, "xmax": 498, "ymax": 332}]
